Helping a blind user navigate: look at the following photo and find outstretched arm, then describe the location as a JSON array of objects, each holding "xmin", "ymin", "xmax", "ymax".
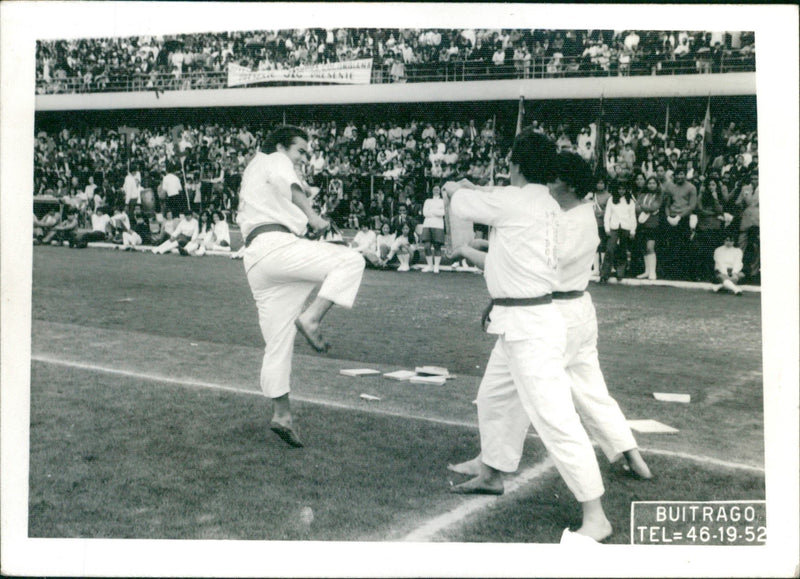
[{"xmin": 449, "ymin": 244, "xmax": 487, "ymax": 269}]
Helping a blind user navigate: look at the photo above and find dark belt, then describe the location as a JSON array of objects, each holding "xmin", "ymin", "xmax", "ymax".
[
  {"xmin": 244, "ymin": 223, "xmax": 293, "ymax": 247},
  {"xmin": 481, "ymin": 294, "xmax": 553, "ymax": 330},
  {"xmin": 552, "ymin": 290, "xmax": 585, "ymax": 300}
]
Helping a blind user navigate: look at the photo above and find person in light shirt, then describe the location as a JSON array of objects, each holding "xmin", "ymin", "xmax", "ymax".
[
  {"xmin": 713, "ymin": 233, "xmax": 744, "ymax": 295},
  {"xmin": 420, "ymin": 185, "xmax": 446, "ymax": 273},
  {"xmin": 447, "ymin": 154, "xmax": 652, "ymax": 536},
  {"xmin": 442, "ymin": 130, "xmax": 613, "ymax": 544},
  {"xmin": 152, "ymin": 210, "xmax": 199, "ymax": 254},
  {"xmin": 236, "ymin": 125, "xmax": 365, "ymax": 448}
]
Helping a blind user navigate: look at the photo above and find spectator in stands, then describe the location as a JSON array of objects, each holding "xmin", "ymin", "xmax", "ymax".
[
  {"xmin": 347, "ymin": 194, "xmax": 366, "ymax": 229},
  {"xmin": 123, "ymin": 165, "xmax": 142, "ymax": 223},
  {"xmin": 589, "ymin": 177, "xmax": 611, "ymax": 275},
  {"xmin": 160, "ymin": 163, "xmax": 185, "ymax": 216},
  {"xmin": 713, "ymin": 233, "xmax": 744, "ymax": 295},
  {"xmin": 692, "ymin": 177, "xmax": 726, "ymax": 281},
  {"xmin": 420, "ymin": 184, "xmax": 446, "ymax": 273},
  {"xmin": 661, "ymin": 166, "xmax": 697, "ymax": 279},
  {"xmin": 634, "ymin": 176, "xmax": 664, "ymax": 280},
  {"xmin": 600, "ymin": 179, "xmax": 637, "ymax": 283},
  {"xmin": 735, "ymin": 176, "xmax": 759, "ymax": 269}
]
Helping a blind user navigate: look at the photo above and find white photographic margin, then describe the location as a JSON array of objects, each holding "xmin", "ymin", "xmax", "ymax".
[{"xmin": 1, "ymin": 2, "xmax": 797, "ymax": 577}]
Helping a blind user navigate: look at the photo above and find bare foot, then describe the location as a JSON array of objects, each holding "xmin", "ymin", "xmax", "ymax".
[
  {"xmin": 575, "ymin": 518, "xmax": 612, "ymax": 542},
  {"xmin": 447, "ymin": 456, "xmax": 482, "ymax": 476},
  {"xmin": 269, "ymin": 418, "xmax": 304, "ymax": 448},
  {"xmin": 450, "ymin": 474, "xmax": 504, "ymax": 495},
  {"xmin": 294, "ymin": 317, "xmax": 330, "ymax": 353},
  {"xmin": 623, "ymin": 449, "xmax": 653, "ymax": 480}
]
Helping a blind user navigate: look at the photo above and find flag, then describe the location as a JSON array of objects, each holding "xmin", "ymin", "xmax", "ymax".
[
  {"xmin": 594, "ymin": 95, "xmax": 606, "ymax": 175},
  {"xmin": 700, "ymin": 96, "xmax": 712, "ymax": 173},
  {"xmin": 515, "ymin": 93, "xmax": 525, "ymax": 136}
]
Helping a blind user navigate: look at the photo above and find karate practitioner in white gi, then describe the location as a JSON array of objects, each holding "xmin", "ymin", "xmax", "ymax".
[
  {"xmin": 443, "ymin": 131, "xmax": 613, "ymax": 542},
  {"xmin": 446, "ymin": 154, "xmax": 651, "ymax": 537},
  {"xmin": 237, "ymin": 125, "xmax": 365, "ymax": 447}
]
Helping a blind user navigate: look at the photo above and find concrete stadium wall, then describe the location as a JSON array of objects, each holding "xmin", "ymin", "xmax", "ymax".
[{"xmin": 36, "ymin": 72, "xmax": 756, "ymax": 112}]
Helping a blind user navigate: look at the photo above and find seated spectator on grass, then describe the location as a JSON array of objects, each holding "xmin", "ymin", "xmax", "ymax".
[
  {"xmin": 182, "ymin": 210, "xmax": 213, "ymax": 256},
  {"xmin": 206, "ymin": 210, "xmax": 232, "ymax": 252},
  {"xmin": 42, "ymin": 206, "xmax": 79, "ymax": 246},
  {"xmin": 150, "ymin": 210, "xmax": 178, "ymax": 246},
  {"xmin": 381, "ymin": 220, "xmax": 419, "ymax": 271},
  {"xmin": 33, "ymin": 208, "xmax": 61, "ymax": 244},
  {"xmin": 349, "ymin": 221, "xmax": 378, "ymax": 258},
  {"xmin": 108, "ymin": 205, "xmax": 132, "ymax": 244},
  {"xmin": 713, "ymin": 233, "xmax": 744, "ymax": 295},
  {"xmin": 152, "ymin": 210, "xmax": 199, "ymax": 254},
  {"xmin": 120, "ymin": 212, "xmax": 148, "ymax": 251},
  {"xmin": 72, "ymin": 205, "xmax": 112, "ymax": 248},
  {"xmin": 375, "ymin": 221, "xmax": 397, "ymax": 264}
]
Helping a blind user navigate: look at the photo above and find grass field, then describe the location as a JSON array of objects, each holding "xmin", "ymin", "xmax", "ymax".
[{"xmin": 28, "ymin": 245, "xmax": 765, "ymax": 544}]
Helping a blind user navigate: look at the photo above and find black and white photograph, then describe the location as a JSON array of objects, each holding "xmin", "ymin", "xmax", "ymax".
[{"xmin": 1, "ymin": 2, "xmax": 797, "ymax": 577}]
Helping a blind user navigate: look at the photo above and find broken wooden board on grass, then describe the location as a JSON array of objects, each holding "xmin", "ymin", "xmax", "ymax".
[
  {"xmin": 653, "ymin": 392, "xmax": 691, "ymax": 403},
  {"xmin": 409, "ymin": 375, "xmax": 447, "ymax": 386},
  {"xmin": 339, "ymin": 368, "xmax": 381, "ymax": 377},
  {"xmin": 627, "ymin": 419, "xmax": 680, "ymax": 434},
  {"xmin": 383, "ymin": 370, "xmax": 418, "ymax": 381}
]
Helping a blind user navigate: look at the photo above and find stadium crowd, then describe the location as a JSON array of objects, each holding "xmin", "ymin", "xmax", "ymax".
[
  {"xmin": 36, "ymin": 28, "xmax": 756, "ymax": 93},
  {"xmin": 32, "ymin": 110, "xmax": 760, "ymax": 285}
]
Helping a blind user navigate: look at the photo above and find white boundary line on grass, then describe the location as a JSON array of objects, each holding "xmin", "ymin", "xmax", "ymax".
[
  {"xmin": 31, "ymin": 354, "xmax": 766, "ymax": 474},
  {"xmin": 30, "ymin": 354, "xmax": 478, "ymax": 429},
  {"xmin": 402, "ymin": 457, "xmax": 556, "ymax": 542}
]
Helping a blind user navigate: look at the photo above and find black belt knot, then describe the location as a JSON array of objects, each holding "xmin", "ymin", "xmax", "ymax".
[{"xmin": 480, "ymin": 294, "xmax": 553, "ymax": 330}]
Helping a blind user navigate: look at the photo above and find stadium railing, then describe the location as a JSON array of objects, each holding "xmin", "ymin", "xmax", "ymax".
[{"xmin": 36, "ymin": 51, "xmax": 755, "ymax": 95}]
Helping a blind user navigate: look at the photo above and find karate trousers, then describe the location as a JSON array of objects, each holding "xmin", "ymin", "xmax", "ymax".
[
  {"xmin": 244, "ymin": 232, "xmax": 365, "ymax": 399},
  {"xmin": 477, "ymin": 303, "xmax": 605, "ymax": 503},
  {"xmin": 479, "ymin": 295, "xmax": 638, "ymax": 499}
]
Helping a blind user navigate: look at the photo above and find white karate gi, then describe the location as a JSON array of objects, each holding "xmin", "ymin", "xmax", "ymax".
[
  {"xmin": 451, "ymin": 185, "xmax": 605, "ymax": 503},
  {"xmin": 490, "ymin": 203, "xmax": 639, "ymax": 469},
  {"xmin": 238, "ymin": 151, "xmax": 365, "ymax": 399}
]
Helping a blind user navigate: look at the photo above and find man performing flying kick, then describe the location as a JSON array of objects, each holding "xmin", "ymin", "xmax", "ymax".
[{"xmin": 237, "ymin": 125, "xmax": 365, "ymax": 448}]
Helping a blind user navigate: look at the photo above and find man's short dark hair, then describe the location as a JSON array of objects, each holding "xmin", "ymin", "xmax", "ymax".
[
  {"xmin": 265, "ymin": 125, "xmax": 308, "ymax": 153},
  {"xmin": 510, "ymin": 128, "xmax": 557, "ymax": 185},
  {"xmin": 555, "ymin": 152, "xmax": 594, "ymax": 199}
]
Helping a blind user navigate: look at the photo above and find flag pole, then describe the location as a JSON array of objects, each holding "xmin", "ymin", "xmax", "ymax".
[{"xmin": 700, "ymin": 94, "xmax": 712, "ymax": 173}]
